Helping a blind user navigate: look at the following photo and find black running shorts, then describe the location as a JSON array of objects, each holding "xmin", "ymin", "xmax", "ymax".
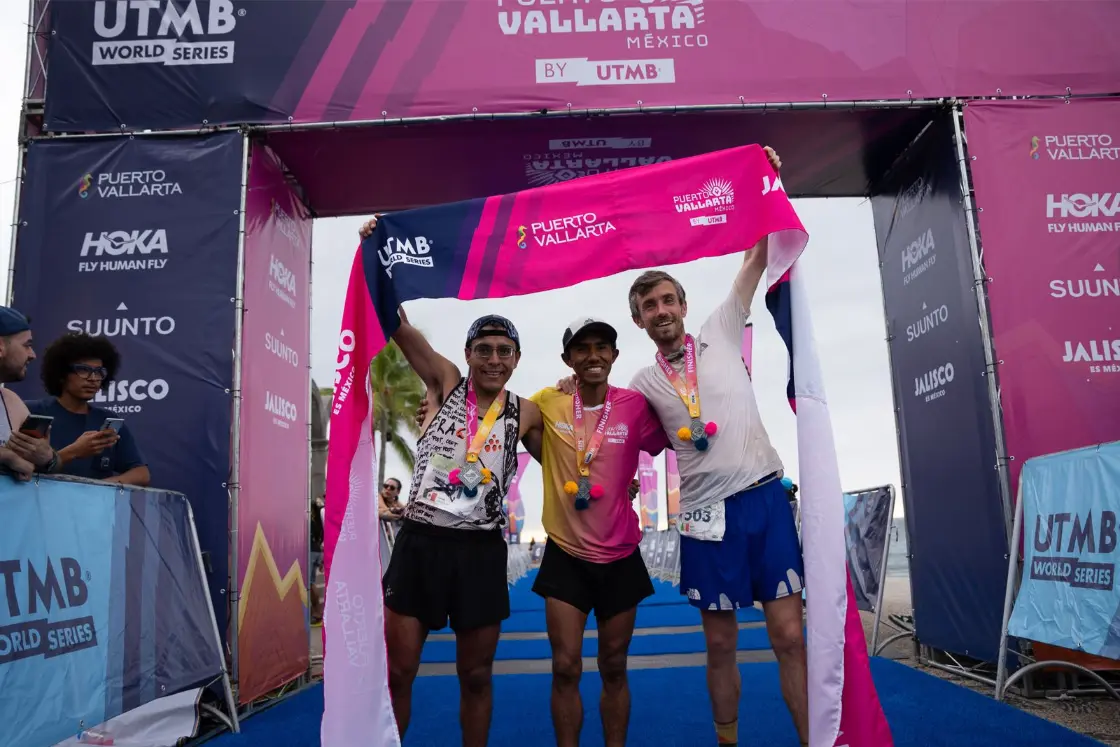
[
  {"xmin": 382, "ymin": 520, "xmax": 510, "ymax": 632},
  {"xmin": 532, "ymin": 539, "xmax": 654, "ymax": 622}
]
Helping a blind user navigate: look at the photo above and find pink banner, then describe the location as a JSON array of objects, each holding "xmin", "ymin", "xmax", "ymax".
[
  {"xmin": 665, "ymin": 450, "xmax": 681, "ymax": 526},
  {"xmin": 506, "ymin": 452, "xmax": 531, "ymax": 536},
  {"xmin": 236, "ymin": 143, "xmax": 313, "ymax": 702},
  {"xmin": 638, "ymin": 452, "xmax": 659, "ymax": 530},
  {"xmin": 965, "ymin": 98, "xmax": 1120, "ymax": 498},
  {"xmin": 322, "ymin": 146, "xmax": 890, "ymax": 747}
]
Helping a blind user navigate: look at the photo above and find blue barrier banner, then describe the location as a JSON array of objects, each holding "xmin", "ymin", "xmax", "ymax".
[
  {"xmin": 0, "ymin": 477, "xmax": 223, "ymax": 747},
  {"xmin": 870, "ymin": 114, "xmax": 1009, "ymax": 661},
  {"xmin": 1010, "ymin": 441, "xmax": 1120, "ymax": 658},
  {"xmin": 10, "ymin": 133, "xmax": 243, "ymax": 640}
]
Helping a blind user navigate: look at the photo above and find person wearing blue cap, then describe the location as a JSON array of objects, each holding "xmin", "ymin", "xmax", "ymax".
[
  {"xmin": 0, "ymin": 306, "xmax": 59, "ymax": 480},
  {"xmin": 358, "ymin": 216, "xmax": 545, "ymax": 745}
]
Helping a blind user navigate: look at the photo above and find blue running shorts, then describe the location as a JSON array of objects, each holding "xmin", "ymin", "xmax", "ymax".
[{"xmin": 679, "ymin": 476, "xmax": 805, "ymax": 611}]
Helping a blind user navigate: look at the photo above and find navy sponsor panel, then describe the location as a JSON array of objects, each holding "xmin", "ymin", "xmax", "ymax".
[
  {"xmin": 10, "ymin": 133, "xmax": 243, "ymax": 640},
  {"xmin": 871, "ymin": 114, "xmax": 1008, "ymax": 661}
]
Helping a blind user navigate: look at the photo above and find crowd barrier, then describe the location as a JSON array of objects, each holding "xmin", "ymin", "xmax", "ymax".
[
  {"xmin": 996, "ymin": 440, "xmax": 1120, "ymax": 701},
  {"xmin": 507, "ymin": 545, "xmax": 531, "ymax": 586},
  {"xmin": 0, "ymin": 474, "xmax": 237, "ymax": 747}
]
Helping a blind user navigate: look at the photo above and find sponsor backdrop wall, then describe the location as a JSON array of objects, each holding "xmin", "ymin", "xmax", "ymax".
[
  {"xmin": 42, "ymin": 1, "xmax": 1120, "ymax": 132},
  {"xmin": 10, "ymin": 133, "xmax": 243, "ymax": 639},
  {"xmin": 504, "ymin": 451, "xmax": 530, "ymax": 542},
  {"xmin": 0, "ymin": 477, "xmax": 225, "ymax": 747},
  {"xmin": 964, "ymin": 98, "xmax": 1120, "ymax": 497},
  {"xmin": 235, "ymin": 143, "xmax": 313, "ymax": 702},
  {"xmin": 870, "ymin": 116, "xmax": 1008, "ymax": 661}
]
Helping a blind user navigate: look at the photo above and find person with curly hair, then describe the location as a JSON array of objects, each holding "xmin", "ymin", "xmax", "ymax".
[{"xmin": 26, "ymin": 332, "xmax": 150, "ymax": 486}]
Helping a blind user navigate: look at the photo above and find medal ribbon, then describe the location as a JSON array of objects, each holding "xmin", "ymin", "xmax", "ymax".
[
  {"xmin": 465, "ymin": 379, "xmax": 505, "ymax": 463},
  {"xmin": 655, "ymin": 335, "xmax": 702, "ymax": 420},
  {"xmin": 573, "ymin": 387, "xmax": 616, "ymax": 478}
]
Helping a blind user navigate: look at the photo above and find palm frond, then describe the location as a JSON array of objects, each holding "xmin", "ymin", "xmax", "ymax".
[{"xmin": 390, "ymin": 432, "xmax": 416, "ymax": 474}]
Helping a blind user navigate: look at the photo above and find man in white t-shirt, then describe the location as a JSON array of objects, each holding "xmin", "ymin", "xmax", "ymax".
[{"xmin": 625, "ymin": 146, "xmax": 808, "ymax": 747}]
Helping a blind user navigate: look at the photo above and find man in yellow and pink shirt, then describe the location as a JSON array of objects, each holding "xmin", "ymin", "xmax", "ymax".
[{"xmin": 529, "ymin": 317, "xmax": 668, "ymax": 747}]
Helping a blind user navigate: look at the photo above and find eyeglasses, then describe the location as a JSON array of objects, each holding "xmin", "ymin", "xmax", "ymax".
[
  {"xmin": 383, "ymin": 483, "xmax": 399, "ymax": 491},
  {"xmin": 472, "ymin": 344, "xmax": 516, "ymax": 360},
  {"xmin": 72, "ymin": 364, "xmax": 108, "ymax": 380}
]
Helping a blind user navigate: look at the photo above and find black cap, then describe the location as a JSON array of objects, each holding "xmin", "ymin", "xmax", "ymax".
[
  {"xmin": 466, "ymin": 315, "xmax": 521, "ymax": 351},
  {"xmin": 0, "ymin": 307, "xmax": 31, "ymax": 336},
  {"xmin": 561, "ymin": 316, "xmax": 618, "ymax": 352}
]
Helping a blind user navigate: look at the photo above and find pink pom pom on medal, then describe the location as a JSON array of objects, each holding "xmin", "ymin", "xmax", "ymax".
[
  {"xmin": 704, "ymin": 421, "xmax": 718, "ymax": 437},
  {"xmin": 448, "ymin": 468, "xmax": 462, "ymax": 485},
  {"xmin": 589, "ymin": 484, "xmax": 605, "ymax": 500}
]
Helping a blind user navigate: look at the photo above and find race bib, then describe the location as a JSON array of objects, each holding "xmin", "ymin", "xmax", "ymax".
[
  {"xmin": 678, "ymin": 501, "xmax": 726, "ymax": 542},
  {"xmin": 422, "ymin": 454, "xmax": 487, "ymax": 517}
]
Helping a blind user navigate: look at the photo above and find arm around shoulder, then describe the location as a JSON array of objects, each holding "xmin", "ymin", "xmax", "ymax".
[{"xmin": 519, "ymin": 398, "xmax": 544, "ymax": 463}]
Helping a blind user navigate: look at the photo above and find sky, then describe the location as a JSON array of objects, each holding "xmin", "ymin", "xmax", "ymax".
[{"xmin": 0, "ymin": 6, "xmax": 902, "ymax": 541}]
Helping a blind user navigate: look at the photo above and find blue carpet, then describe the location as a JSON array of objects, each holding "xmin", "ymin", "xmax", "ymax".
[
  {"xmin": 420, "ymin": 626, "xmax": 775, "ymax": 663},
  {"xmin": 501, "ymin": 602, "xmax": 764, "ymax": 633},
  {"xmin": 207, "ymin": 659, "xmax": 1103, "ymax": 746}
]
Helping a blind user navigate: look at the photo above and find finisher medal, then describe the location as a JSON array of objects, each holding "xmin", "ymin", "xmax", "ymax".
[
  {"xmin": 575, "ymin": 476, "xmax": 592, "ymax": 511},
  {"xmin": 656, "ymin": 336, "xmax": 718, "ymax": 452},
  {"xmin": 448, "ymin": 380, "xmax": 505, "ymax": 499},
  {"xmin": 572, "ymin": 387, "xmax": 616, "ymax": 511}
]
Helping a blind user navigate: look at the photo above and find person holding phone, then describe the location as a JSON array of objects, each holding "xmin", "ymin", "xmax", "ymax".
[
  {"xmin": 0, "ymin": 306, "xmax": 59, "ymax": 480},
  {"xmin": 26, "ymin": 332, "xmax": 150, "ymax": 486}
]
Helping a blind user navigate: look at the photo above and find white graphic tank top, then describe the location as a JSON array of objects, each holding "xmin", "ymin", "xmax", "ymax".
[{"xmin": 405, "ymin": 378, "xmax": 522, "ymax": 531}]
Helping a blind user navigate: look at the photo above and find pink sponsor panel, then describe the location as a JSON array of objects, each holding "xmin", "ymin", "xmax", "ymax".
[
  {"xmin": 236, "ymin": 143, "xmax": 314, "ymax": 702},
  {"xmin": 45, "ymin": 1, "xmax": 1120, "ymax": 132},
  {"xmin": 664, "ymin": 450, "xmax": 681, "ymax": 524},
  {"xmin": 965, "ymin": 99, "xmax": 1120, "ymax": 498}
]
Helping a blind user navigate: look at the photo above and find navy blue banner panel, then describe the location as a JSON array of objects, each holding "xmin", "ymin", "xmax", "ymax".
[
  {"xmin": 870, "ymin": 114, "xmax": 1009, "ymax": 661},
  {"xmin": 10, "ymin": 132, "xmax": 243, "ymax": 640},
  {"xmin": 0, "ymin": 477, "xmax": 224, "ymax": 747},
  {"xmin": 44, "ymin": 0, "xmax": 346, "ymax": 133}
]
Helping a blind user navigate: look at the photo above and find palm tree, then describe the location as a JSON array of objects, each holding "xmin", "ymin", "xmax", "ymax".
[{"xmin": 369, "ymin": 340, "xmax": 426, "ymax": 492}]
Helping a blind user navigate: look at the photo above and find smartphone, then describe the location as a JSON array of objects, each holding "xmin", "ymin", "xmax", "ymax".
[
  {"xmin": 20, "ymin": 414, "xmax": 53, "ymax": 438},
  {"xmin": 102, "ymin": 418, "xmax": 124, "ymax": 433}
]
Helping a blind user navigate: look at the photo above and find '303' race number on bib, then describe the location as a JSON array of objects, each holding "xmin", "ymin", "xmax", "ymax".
[{"xmin": 678, "ymin": 501, "xmax": 726, "ymax": 542}]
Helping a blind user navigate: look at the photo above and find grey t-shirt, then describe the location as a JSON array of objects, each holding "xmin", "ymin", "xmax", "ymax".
[{"xmin": 630, "ymin": 290, "xmax": 783, "ymax": 512}]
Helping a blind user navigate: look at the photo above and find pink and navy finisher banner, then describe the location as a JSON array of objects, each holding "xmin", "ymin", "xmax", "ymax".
[
  {"xmin": 322, "ymin": 145, "xmax": 892, "ymax": 747},
  {"xmin": 42, "ymin": 1, "xmax": 1120, "ymax": 132},
  {"xmin": 965, "ymin": 98, "xmax": 1120, "ymax": 499}
]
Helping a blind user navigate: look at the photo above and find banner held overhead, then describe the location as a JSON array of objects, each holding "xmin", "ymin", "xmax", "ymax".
[
  {"xmin": 964, "ymin": 98, "xmax": 1120, "ymax": 500},
  {"xmin": 43, "ymin": 1, "xmax": 1120, "ymax": 133},
  {"xmin": 10, "ymin": 133, "xmax": 244, "ymax": 640},
  {"xmin": 235, "ymin": 142, "xmax": 314, "ymax": 703},
  {"xmin": 870, "ymin": 115, "xmax": 1008, "ymax": 661}
]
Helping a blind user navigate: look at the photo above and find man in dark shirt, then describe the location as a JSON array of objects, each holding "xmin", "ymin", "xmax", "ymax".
[{"xmin": 27, "ymin": 333, "xmax": 149, "ymax": 485}]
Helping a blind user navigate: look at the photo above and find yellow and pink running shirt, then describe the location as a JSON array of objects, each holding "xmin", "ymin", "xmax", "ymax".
[{"xmin": 531, "ymin": 386, "xmax": 669, "ymax": 563}]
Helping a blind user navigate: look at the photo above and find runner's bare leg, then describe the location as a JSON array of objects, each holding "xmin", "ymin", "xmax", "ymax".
[
  {"xmin": 456, "ymin": 623, "xmax": 502, "ymax": 747},
  {"xmin": 385, "ymin": 609, "xmax": 428, "ymax": 737},
  {"xmin": 546, "ymin": 598, "xmax": 589, "ymax": 747},
  {"xmin": 596, "ymin": 606, "xmax": 638, "ymax": 747}
]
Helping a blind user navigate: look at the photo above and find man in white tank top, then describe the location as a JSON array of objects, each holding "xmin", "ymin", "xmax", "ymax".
[{"xmin": 358, "ymin": 218, "xmax": 545, "ymax": 746}]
